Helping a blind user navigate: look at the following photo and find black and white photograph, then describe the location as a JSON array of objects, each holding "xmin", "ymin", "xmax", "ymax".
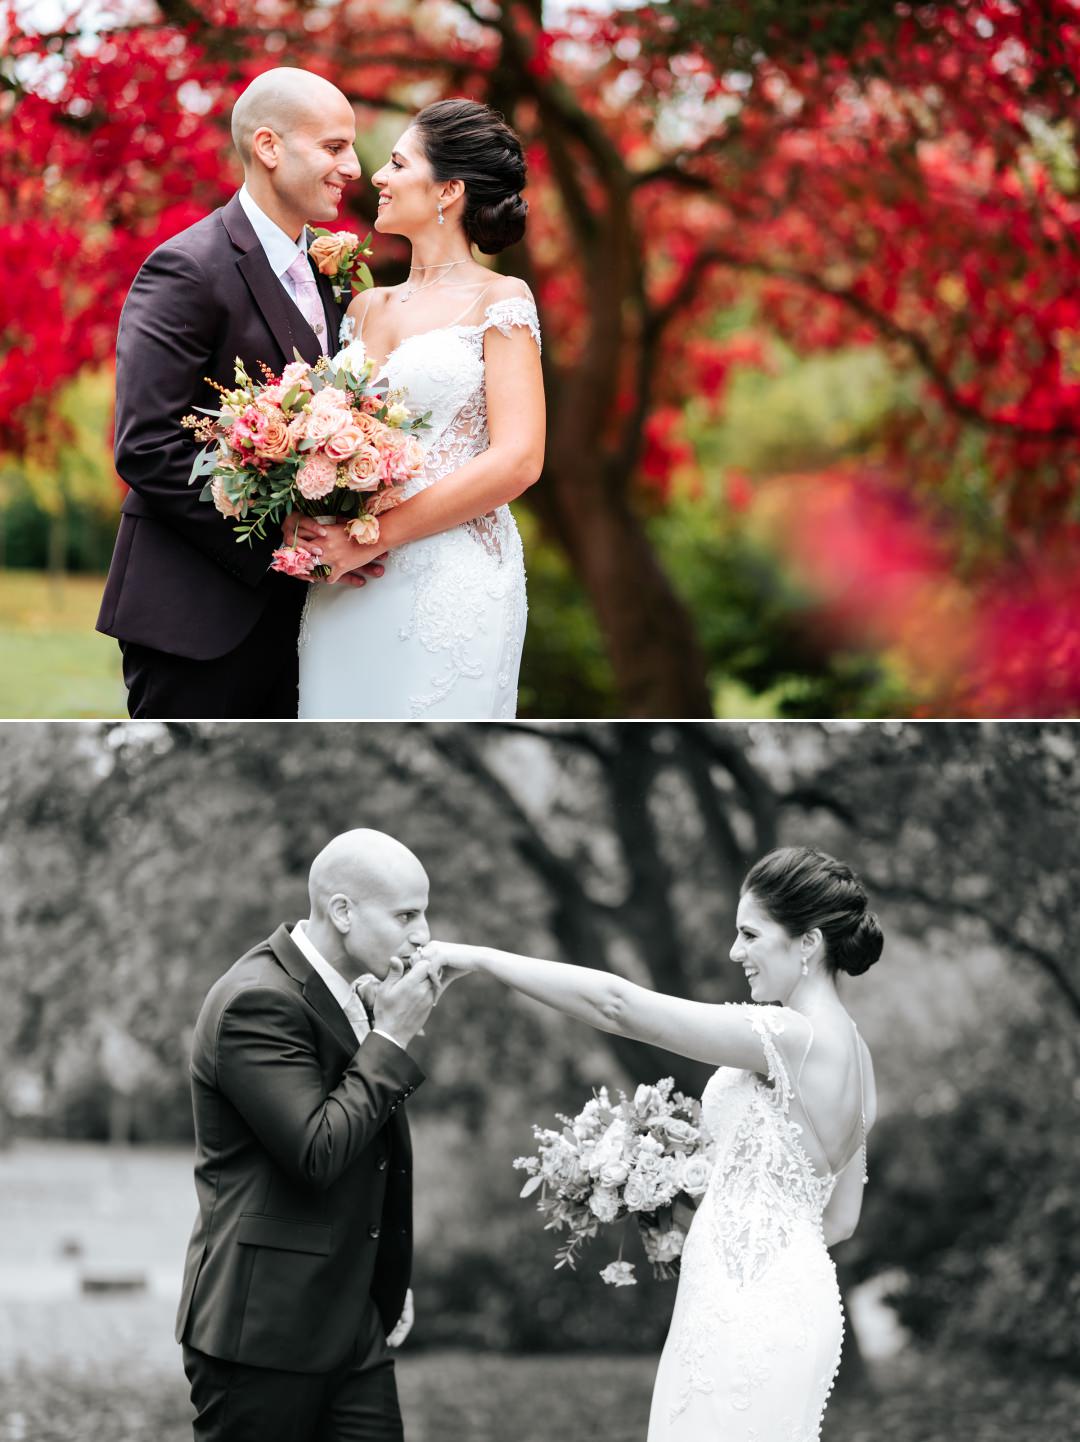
[{"xmin": 0, "ymin": 721, "xmax": 1076, "ymax": 1442}]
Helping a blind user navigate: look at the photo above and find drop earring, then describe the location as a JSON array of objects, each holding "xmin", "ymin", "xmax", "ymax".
[
  {"xmin": 801, "ymin": 956, "xmax": 809, "ymax": 976},
  {"xmin": 437, "ymin": 202, "xmax": 444, "ymax": 226}
]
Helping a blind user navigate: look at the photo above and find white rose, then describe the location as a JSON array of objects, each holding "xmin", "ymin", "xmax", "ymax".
[
  {"xmin": 332, "ymin": 338, "xmax": 370, "ymax": 381},
  {"xmin": 679, "ymin": 1155, "xmax": 712, "ymax": 1198},
  {"xmin": 385, "ymin": 402, "xmax": 410, "ymax": 426}
]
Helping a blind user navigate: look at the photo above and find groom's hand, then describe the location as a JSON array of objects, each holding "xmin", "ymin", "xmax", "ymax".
[
  {"xmin": 373, "ymin": 955, "xmax": 438, "ymax": 1049},
  {"xmin": 386, "ymin": 1288, "xmax": 414, "ymax": 1348}
]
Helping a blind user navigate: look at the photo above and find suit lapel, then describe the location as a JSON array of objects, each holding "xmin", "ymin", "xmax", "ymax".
[
  {"xmin": 221, "ymin": 194, "xmax": 324, "ymax": 368},
  {"xmin": 267, "ymin": 922, "xmax": 358, "ymax": 1058}
]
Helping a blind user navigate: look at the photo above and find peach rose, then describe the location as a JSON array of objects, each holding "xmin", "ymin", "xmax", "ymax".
[
  {"xmin": 252, "ymin": 407, "xmax": 291, "ymax": 462},
  {"xmin": 286, "ymin": 414, "xmax": 309, "ymax": 448},
  {"xmin": 323, "ymin": 421, "xmax": 369, "ymax": 463},
  {"xmin": 344, "ymin": 512, "xmax": 381, "ymax": 545},
  {"xmin": 341, "ymin": 445, "xmax": 383, "ymax": 491},
  {"xmin": 296, "ymin": 454, "xmax": 338, "ymax": 501},
  {"xmin": 309, "ymin": 231, "xmax": 358, "ymax": 275}
]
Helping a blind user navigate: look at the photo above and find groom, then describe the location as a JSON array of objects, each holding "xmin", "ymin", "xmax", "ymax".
[
  {"xmin": 97, "ymin": 68, "xmax": 380, "ymax": 718},
  {"xmin": 177, "ymin": 829, "xmax": 438, "ymax": 1441}
]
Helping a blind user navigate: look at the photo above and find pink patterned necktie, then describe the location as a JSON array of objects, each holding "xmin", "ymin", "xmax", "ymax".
[{"xmin": 284, "ymin": 252, "xmax": 327, "ymax": 353}]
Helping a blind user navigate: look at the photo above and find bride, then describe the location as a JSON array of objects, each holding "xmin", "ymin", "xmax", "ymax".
[
  {"xmin": 424, "ymin": 846, "xmax": 881, "ymax": 1441},
  {"xmin": 293, "ymin": 99, "xmax": 545, "ymax": 718}
]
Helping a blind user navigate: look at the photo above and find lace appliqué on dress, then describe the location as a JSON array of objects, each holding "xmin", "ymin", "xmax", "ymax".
[{"xmin": 664, "ymin": 1005, "xmax": 841, "ymax": 1433}]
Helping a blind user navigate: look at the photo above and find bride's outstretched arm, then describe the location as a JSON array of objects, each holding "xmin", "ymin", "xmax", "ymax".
[{"xmin": 427, "ymin": 942, "xmax": 799, "ymax": 1074}]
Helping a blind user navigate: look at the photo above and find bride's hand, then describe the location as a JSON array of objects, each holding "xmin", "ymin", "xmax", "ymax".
[
  {"xmin": 279, "ymin": 516, "xmax": 387, "ymax": 584},
  {"xmin": 418, "ymin": 941, "xmax": 484, "ymax": 1002}
]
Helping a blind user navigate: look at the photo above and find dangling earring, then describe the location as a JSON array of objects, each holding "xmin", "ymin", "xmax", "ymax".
[
  {"xmin": 437, "ymin": 202, "xmax": 444, "ymax": 226},
  {"xmin": 801, "ymin": 956, "xmax": 809, "ymax": 977}
]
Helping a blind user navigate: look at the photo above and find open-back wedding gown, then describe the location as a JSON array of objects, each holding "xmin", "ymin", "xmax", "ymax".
[
  {"xmin": 648, "ymin": 1006, "xmax": 867, "ymax": 1442},
  {"xmin": 297, "ymin": 282, "xmax": 539, "ymax": 718}
]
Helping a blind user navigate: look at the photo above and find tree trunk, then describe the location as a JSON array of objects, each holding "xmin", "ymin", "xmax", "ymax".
[{"xmin": 532, "ymin": 462, "xmax": 713, "ymax": 716}]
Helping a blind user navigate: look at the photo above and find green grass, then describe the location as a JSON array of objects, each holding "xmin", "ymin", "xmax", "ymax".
[{"xmin": 0, "ymin": 570, "xmax": 126, "ymax": 718}]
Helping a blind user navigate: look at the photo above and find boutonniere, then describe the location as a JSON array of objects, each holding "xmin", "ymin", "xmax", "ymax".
[{"xmin": 308, "ymin": 228, "xmax": 374, "ymax": 303}]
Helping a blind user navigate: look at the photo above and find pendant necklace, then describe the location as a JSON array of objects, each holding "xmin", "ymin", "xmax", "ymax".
[{"xmin": 399, "ymin": 259, "xmax": 469, "ymax": 304}]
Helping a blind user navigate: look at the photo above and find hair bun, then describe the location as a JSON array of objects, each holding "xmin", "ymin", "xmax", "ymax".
[
  {"xmin": 466, "ymin": 191, "xmax": 528, "ymax": 255},
  {"xmin": 832, "ymin": 910, "xmax": 884, "ymax": 977}
]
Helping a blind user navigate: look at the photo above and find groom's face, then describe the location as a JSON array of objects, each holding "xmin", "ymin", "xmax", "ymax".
[
  {"xmin": 338, "ymin": 865, "xmax": 431, "ymax": 979},
  {"xmin": 273, "ymin": 96, "xmax": 362, "ymax": 225}
]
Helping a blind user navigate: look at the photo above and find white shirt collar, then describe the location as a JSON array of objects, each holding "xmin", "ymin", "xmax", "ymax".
[
  {"xmin": 291, "ymin": 920, "xmax": 357, "ymax": 1010},
  {"xmin": 238, "ymin": 184, "xmax": 309, "ymax": 280}
]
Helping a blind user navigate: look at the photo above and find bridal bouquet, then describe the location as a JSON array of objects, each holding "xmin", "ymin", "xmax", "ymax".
[
  {"xmin": 513, "ymin": 1078, "xmax": 714, "ymax": 1286},
  {"xmin": 184, "ymin": 338, "xmax": 427, "ymax": 578}
]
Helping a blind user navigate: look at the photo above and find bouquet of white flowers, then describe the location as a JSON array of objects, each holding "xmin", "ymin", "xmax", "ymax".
[{"xmin": 514, "ymin": 1077, "xmax": 714, "ymax": 1286}]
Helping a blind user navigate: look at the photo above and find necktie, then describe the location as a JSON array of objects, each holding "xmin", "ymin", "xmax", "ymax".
[
  {"xmin": 343, "ymin": 976, "xmax": 375, "ymax": 1043},
  {"xmin": 284, "ymin": 253, "xmax": 327, "ymax": 353}
]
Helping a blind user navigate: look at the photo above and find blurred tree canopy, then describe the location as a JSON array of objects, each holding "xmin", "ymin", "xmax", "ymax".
[{"xmin": 0, "ymin": 720, "xmax": 1076, "ymax": 1363}]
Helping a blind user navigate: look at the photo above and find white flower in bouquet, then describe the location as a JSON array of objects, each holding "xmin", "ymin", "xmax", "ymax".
[
  {"xmin": 591, "ymin": 1118, "xmax": 631, "ymax": 1173},
  {"xmin": 588, "ymin": 1187, "xmax": 621, "ymax": 1224},
  {"xmin": 679, "ymin": 1154, "xmax": 712, "ymax": 1198},
  {"xmin": 642, "ymin": 1222, "xmax": 686, "ymax": 1268},
  {"xmin": 653, "ymin": 1115, "xmax": 700, "ymax": 1148},
  {"xmin": 599, "ymin": 1260, "xmax": 637, "ymax": 1287},
  {"xmin": 332, "ymin": 337, "xmax": 373, "ymax": 383}
]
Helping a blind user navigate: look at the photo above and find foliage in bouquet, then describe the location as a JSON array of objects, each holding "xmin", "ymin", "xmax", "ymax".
[
  {"xmin": 308, "ymin": 228, "xmax": 374, "ymax": 304},
  {"xmin": 514, "ymin": 1077, "xmax": 714, "ymax": 1286},
  {"xmin": 184, "ymin": 341, "xmax": 428, "ymax": 577}
]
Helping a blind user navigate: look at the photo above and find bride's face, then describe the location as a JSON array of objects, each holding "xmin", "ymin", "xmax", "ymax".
[
  {"xmin": 729, "ymin": 892, "xmax": 804, "ymax": 1003},
  {"xmin": 371, "ymin": 127, "xmax": 444, "ymax": 237}
]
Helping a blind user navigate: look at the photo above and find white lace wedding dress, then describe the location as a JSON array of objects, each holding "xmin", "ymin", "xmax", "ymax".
[
  {"xmin": 296, "ymin": 290, "xmax": 539, "ymax": 718},
  {"xmin": 648, "ymin": 1007, "xmax": 866, "ymax": 1442}
]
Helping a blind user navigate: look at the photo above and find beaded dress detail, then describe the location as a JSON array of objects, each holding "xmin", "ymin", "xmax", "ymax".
[
  {"xmin": 297, "ymin": 286, "xmax": 539, "ymax": 718},
  {"xmin": 647, "ymin": 1005, "xmax": 864, "ymax": 1442}
]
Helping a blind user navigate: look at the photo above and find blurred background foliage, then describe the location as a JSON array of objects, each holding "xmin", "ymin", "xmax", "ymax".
[{"xmin": 0, "ymin": 720, "xmax": 1077, "ymax": 1374}]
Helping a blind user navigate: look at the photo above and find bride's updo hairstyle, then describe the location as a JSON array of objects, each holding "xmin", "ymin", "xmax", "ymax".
[
  {"xmin": 741, "ymin": 846, "xmax": 884, "ymax": 978},
  {"xmin": 413, "ymin": 98, "xmax": 528, "ymax": 254}
]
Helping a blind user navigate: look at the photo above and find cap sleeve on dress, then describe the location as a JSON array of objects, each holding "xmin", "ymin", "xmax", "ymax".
[
  {"xmin": 481, "ymin": 295, "xmax": 542, "ymax": 352},
  {"xmin": 744, "ymin": 1007, "xmax": 793, "ymax": 1111}
]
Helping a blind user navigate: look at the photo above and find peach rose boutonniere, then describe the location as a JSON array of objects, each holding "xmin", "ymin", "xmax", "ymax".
[{"xmin": 308, "ymin": 227, "xmax": 374, "ymax": 303}]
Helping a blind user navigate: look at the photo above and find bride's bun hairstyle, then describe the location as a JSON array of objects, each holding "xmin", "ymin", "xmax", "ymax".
[
  {"xmin": 741, "ymin": 846, "xmax": 884, "ymax": 978},
  {"xmin": 413, "ymin": 98, "xmax": 528, "ymax": 255}
]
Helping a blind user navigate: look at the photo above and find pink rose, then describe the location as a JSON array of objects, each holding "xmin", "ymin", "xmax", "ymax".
[
  {"xmin": 344, "ymin": 513, "xmax": 381, "ymax": 545},
  {"xmin": 296, "ymin": 454, "xmax": 338, "ymax": 500},
  {"xmin": 281, "ymin": 360, "xmax": 314, "ymax": 393},
  {"xmin": 270, "ymin": 544, "xmax": 317, "ymax": 577},
  {"xmin": 323, "ymin": 421, "xmax": 368, "ymax": 463},
  {"xmin": 286, "ymin": 414, "xmax": 308, "ymax": 448},
  {"xmin": 304, "ymin": 404, "xmax": 350, "ymax": 445},
  {"xmin": 341, "ymin": 445, "xmax": 383, "ymax": 491}
]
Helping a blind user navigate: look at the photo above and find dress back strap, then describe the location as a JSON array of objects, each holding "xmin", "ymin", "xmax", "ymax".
[{"xmin": 793, "ymin": 1017, "xmax": 869, "ymax": 1179}]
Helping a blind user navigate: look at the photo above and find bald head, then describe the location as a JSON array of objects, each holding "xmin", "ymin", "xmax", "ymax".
[
  {"xmin": 231, "ymin": 68, "xmax": 355, "ymax": 168},
  {"xmin": 308, "ymin": 829, "xmax": 427, "ymax": 915}
]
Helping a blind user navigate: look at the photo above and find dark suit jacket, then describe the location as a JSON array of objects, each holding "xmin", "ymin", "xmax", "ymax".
[
  {"xmin": 175, "ymin": 924, "xmax": 424, "ymax": 1373},
  {"xmin": 98, "ymin": 193, "xmax": 348, "ymax": 661}
]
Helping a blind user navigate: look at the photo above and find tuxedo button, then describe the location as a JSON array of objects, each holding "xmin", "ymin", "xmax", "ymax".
[
  {"xmin": 368, "ymin": 1225, "xmax": 381, "ymax": 1240},
  {"xmin": 377, "ymin": 1157, "xmax": 388, "ymax": 1171}
]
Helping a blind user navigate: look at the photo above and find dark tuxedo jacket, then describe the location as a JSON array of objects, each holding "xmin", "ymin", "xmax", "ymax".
[
  {"xmin": 97, "ymin": 193, "xmax": 349, "ymax": 660},
  {"xmin": 175, "ymin": 924, "xmax": 423, "ymax": 1373}
]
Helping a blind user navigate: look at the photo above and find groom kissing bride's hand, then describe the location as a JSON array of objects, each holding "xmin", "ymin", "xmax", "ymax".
[{"xmin": 177, "ymin": 828, "xmax": 439, "ymax": 1442}]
